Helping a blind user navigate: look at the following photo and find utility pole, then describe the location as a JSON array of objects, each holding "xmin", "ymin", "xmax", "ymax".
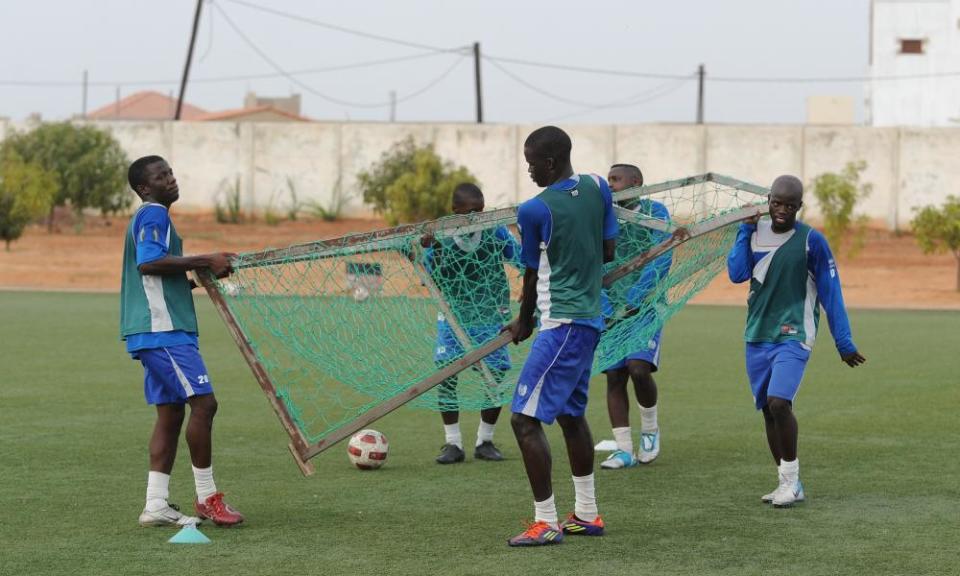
[
  {"xmin": 175, "ymin": 0, "xmax": 204, "ymax": 120},
  {"xmin": 81, "ymin": 70, "xmax": 88, "ymax": 118},
  {"xmin": 389, "ymin": 90, "xmax": 397, "ymax": 122},
  {"xmin": 696, "ymin": 63, "xmax": 705, "ymax": 125},
  {"xmin": 473, "ymin": 42, "xmax": 483, "ymax": 123}
]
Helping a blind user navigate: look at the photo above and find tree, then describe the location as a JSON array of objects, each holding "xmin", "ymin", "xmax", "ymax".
[
  {"xmin": 810, "ymin": 161, "xmax": 872, "ymax": 258},
  {"xmin": 357, "ymin": 138, "xmax": 477, "ymax": 225},
  {"xmin": 912, "ymin": 196, "xmax": 960, "ymax": 291},
  {"xmin": 0, "ymin": 152, "xmax": 57, "ymax": 250},
  {"xmin": 1, "ymin": 122, "xmax": 130, "ymax": 230}
]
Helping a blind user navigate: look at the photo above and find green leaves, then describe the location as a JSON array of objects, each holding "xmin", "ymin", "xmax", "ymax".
[
  {"xmin": 357, "ymin": 137, "xmax": 477, "ymax": 225},
  {"xmin": 0, "ymin": 151, "xmax": 57, "ymax": 249},
  {"xmin": 912, "ymin": 196, "xmax": 960, "ymax": 257},
  {"xmin": 911, "ymin": 196, "xmax": 960, "ymax": 290},
  {"xmin": 810, "ymin": 161, "xmax": 872, "ymax": 258},
  {"xmin": 1, "ymin": 122, "xmax": 130, "ymax": 224}
]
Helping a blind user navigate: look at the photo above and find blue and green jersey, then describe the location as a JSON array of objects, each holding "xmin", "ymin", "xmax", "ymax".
[
  {"xmin": 726, "ymin": 219, "xmax": 856, "ymax": 356},
  {"xmin": 120, "ymin": 203, "xmax": 198, "ymax": 356},
  {"xmin": 424, "ymin": 225, "xmax": 521, "ymax": 327},
  {"xmin": 517, "ymin": 174, "xmax": 619, "ymax": 331}
]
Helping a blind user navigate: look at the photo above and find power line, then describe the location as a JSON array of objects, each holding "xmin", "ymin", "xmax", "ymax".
[
  {"xmin": 483, "ymin": 53, "xmax": 960, "ymax": 84},
  {"xmin": 214, "ymin": 2, "xmax": 464, "ymax": 109},
  {"xmin": 485, "ymin": 58, "xmax": 622, "ymax": 107},
  {"xmin": 0, "ymin": 52, "xmax": 454, "ymax": 89},
  {"xmin": 541, "ymin": 78, "xmax": 693, "ymax": 123},
  {"xmin": 221, "ymin": 0, "xmax": 462, "ymax": 54},
  {"xmin": 709, "ymin": 70, "xmax": 960, "ymax": 83},
  {"xmin": 485, "ymin": 54, "xmax": 691, "ymax": 80}
]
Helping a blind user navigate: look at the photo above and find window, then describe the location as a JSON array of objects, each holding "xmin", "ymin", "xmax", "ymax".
[{"xmin": 899, "ymin": 39, "xmax": 924, "ymax": 54}]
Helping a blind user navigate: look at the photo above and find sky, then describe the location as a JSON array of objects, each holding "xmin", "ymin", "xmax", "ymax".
[{"xmin": 0, "ymin": 0, "xmax": 872, "ymax": 125}]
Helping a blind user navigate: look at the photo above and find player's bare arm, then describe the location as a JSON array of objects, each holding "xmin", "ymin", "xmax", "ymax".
[
  {"xmin": 505, "ymin": 267, "xmax": 538, "ymax": 344},
  {"xmin": 139, "ymin": 252, "xmax": 236, "ymax": 279},
  {"xmin": 603, "ymin": 238, "xmax": 616, "ymax": 263}
]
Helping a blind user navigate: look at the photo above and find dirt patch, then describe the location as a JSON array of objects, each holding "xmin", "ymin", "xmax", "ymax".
[{"xmin": 2, "ymin": 216, "xmax": 957, "ymax": 310}]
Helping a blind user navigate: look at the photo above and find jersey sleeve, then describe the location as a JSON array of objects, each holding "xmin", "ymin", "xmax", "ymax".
[
  {"xmin": 517, "ymin": 198, "xmax": 551, "ymax": 270},
  {"xmin": 727, "ymin": 223, "xmax": 756, "ymax": 283},
  {"xmin": 599, "ymin": 176, "xmax": 619, "ymax": 241},
  {"xmin": 134, "ymin": 207, "xmax": 171, "ymax": 266},
  {"xmin": 494, "ymin": 225, "xmax": 524, "ymax": 271},
  {"xmin": 807, "ymin": 230, "xmax": 857, "ymax": 357}
]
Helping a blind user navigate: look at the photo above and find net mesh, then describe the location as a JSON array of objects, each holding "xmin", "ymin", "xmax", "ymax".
[{"xmin": 212, "ymin": 174, "xmax": 766, "ymax": 446}]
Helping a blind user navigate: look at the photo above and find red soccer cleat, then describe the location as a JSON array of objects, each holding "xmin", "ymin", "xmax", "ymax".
[{"xmin": 194, "ymin": 492, "xmax": 244, "ymax": 527}]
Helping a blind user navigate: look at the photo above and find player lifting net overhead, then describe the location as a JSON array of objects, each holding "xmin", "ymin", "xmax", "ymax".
[{"xmin": 196, "ymin": 172, "xmax": 769, "ymax": 475}]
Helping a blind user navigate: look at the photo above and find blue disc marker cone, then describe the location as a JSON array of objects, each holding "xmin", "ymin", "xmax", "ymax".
[{"xmin": 168, "ymin": 524, "xmax": 211, "ymax": 544}]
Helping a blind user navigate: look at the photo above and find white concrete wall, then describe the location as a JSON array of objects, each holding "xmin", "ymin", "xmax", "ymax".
[
  {"xmin": 1, "ymin": 118, "xmax": 958, "ymax": 230},
  {"xmin": 870, "ymin": 0, "xmax": 960, "ymax": 127}
]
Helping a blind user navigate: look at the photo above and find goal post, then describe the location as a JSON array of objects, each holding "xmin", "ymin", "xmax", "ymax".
[{"xmin": 199, "ymin": 173, "xmax": 768, "ymax": 475}]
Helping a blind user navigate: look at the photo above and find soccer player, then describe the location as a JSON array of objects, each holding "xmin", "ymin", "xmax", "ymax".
[
  {"xmin": 505, "ymin": 126, "xmax": 618, "ymax": 546},
  {"xmin": 600, "ymin": 163, "xmax": 670, "ymax": 469},
  {"xmin": 121, "ymin": 155, "xmax": 244, "ymax": 527},
  {"xmin": 421, "ymin": 182, "xmax": 521, "ymax": 464},
  {"xmin": 727, "ymin": 175, "xmax": 866, "ymax": 508}
]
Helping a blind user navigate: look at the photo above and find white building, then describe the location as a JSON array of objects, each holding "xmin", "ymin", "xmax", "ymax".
[{"xmin": 869, "ymin": 0, "xmax": 960, "ymax": 126}]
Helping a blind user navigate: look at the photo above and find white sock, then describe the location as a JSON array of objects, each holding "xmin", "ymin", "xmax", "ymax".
[
  {"xmin": 612, "ymin": 426, "xmax": 633, "ymax": 454},
  {"xmin": 192, "ymin": 465, "xmax": 218, "ymax": 502},
  {"xmin": 145, "ymin": 471, "xmax": 170, "ymax": 511},
  {"xmin": 572, "ymin": 473, "xmax": 598, "ymax": 522},
  {"xmin": 534, "ymin": 494, "xmax": 559, "ymax": 528},
  {"xmin": 476, "ymin": 421, "xmax": 495, "ymax": 447},
  {"xmin": 443, "ymin": 423, "xmax": 463, "ymax": 449},
  {"xmin": 779, "ymin": 459, "xmax": 799, "ymax": 484},
  {"xmin": 639, "ymin": 403, "xmax": 658, "ymax": 433}
]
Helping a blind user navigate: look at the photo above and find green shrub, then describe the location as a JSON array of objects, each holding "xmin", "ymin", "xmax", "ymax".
[
  {"xmin": 0, "ymin": 152, "xmax": 57, "ymax": 250},
  {"xmin": 912, "ymin": 196, "xmax": 960, "ymax": 291},
  {"xmin": 1, "ymin": 122, "xmax": 130, "ymax": 230},
  {"xmin": 810, "ymin": 161, "xmax": 872, "ymax": 258},
  {"xmin": 357, "ymin": 138, "xmax": 476, "ymax": 225}
]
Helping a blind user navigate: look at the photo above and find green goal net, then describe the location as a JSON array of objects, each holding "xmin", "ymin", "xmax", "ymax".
[{"xmin": 200, "ymin": 173, "xmax": 767, "ymax": 470}]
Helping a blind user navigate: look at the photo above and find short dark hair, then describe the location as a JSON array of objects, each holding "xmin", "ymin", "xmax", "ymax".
[
  {"xmin": 610, "ymin": 163, "xmax": 643, "ymax": 186},
  {"xmin": 128, "ymin": 155, "xmax": 166, "ymax": 194},
  {"xmin": 524, "ymin": 126, "xmax": 572, "ymax": 164},
  {"xmin": 452, "ymin": 181, "xmax": 483, "ymax": 202}
]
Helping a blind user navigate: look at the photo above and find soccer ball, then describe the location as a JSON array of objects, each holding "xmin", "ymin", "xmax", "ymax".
[
  {"xmin": 352, "ymin": 284, "xmax": 370, "ymax": 302},
  {"xmin": 347, "ymin": 429, "xmax": 388, "ymax": 470}
]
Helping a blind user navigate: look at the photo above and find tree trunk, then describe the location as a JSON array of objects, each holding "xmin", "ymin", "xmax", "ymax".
[
  {"xmin": 955, "ymin": 252, "xmax": 960, "ymax": 292},
  {"xmin": 47, "ymin": 204, "xmax": 55, "ymax": 233}
]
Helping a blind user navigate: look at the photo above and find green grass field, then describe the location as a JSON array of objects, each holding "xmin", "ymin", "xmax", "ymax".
[{"xmin": 1, "ymin": 291, "xmax": 957, "ymax": 576}]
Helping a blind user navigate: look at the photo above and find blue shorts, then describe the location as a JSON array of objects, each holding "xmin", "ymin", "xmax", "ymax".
[
  {"xmin": 138, "ymin": 345, "xmax": 214, "ymax": 405},
  {"xmin": 604, "ymin": 327, "xmax": 663, "ymax": 372},
  {"xmin": 435, "ymin": 318, "xmax": 511, "ymax": 372},
  {"xmin": 745, "ymin": 341, "xmax": 811, "ymax": 410},
  {"xmin": 511, "ymin": 324, "xmax": 600, "ymax": 424}
]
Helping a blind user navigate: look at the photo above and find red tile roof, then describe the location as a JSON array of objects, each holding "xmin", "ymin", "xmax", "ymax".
[{"xmin": 86, "ymin": 90, "xmax": 207, "ymax": 120}]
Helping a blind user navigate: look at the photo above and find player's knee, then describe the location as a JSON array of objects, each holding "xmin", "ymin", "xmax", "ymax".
[
  {"xmin": 510, "ymin": 412, "xmax": 537, "ymax": 438},
  {"xmin": 627, "ymin": 360, "xmax": 653, "ymax": 383},
  {"xmin": 556, "ymin": 414, "xmax": 585, "ymax": 436},
  {"xmin": 766, "ymin": 397, "xmax": 792, "ymax": 419},
  {"xmin": 190, "ymin": 394, "xmax": 218, "ymax": 421}
]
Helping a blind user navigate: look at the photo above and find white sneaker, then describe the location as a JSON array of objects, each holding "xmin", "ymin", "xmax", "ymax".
[
  {"xmin": 139, "ymin": 503, "xmax": 202, "ymax": 527},
  {"xmin": 637, "ymin": 429, "xmax": 660, "ymax": 464},
  {"xmin": 761, "ymin": 472, "xmax": 786, "ymax": 503},
  {"xmin": 600, "ymin": 449, "xmax": 637, "ymax": 469},
  {"xmin": 771, "ymin": 480, "xmax": 805, "ymax": 508}
]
